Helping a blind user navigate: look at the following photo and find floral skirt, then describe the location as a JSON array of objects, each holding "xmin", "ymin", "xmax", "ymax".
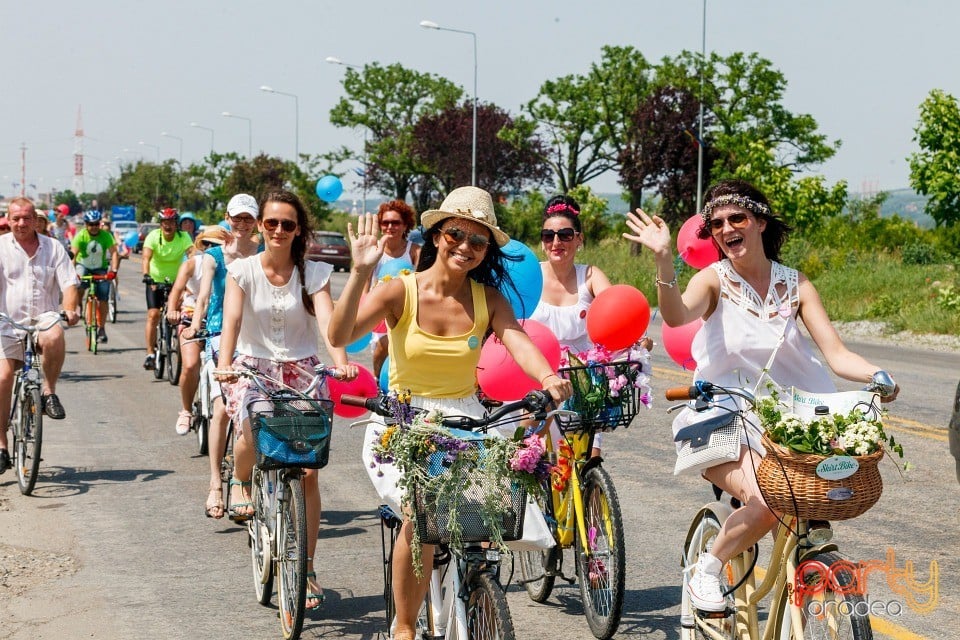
[{"xmin": 224, "ymin": 354, "xmax": 325, "ymax": 433}]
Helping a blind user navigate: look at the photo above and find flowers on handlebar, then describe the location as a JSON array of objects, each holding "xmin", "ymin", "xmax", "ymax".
[{"xmin": 556, "ymin": 343, "xmax": 653, "ymax": 430}]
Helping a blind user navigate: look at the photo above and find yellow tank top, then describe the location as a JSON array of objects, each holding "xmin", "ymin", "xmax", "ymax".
[{"xmin": 388, "ymin": 273, "xmax": 488, "ymax": 398}]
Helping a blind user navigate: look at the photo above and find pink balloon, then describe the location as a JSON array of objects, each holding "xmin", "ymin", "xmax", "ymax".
[
  {"xmin": 677, "ymin": 214, "xmax": 720, "ymax": 269},
  {"xmin": 372, "ymin": 319, "xmax": 388, "ymax": 334},
  {"xmin": 586, "ymin": 284, "xmax": 651, "ymax": 350},
  {"xmin": 477, "ymin": 319, "xmax": 561, "ymax": 401},
  {"xmin": 326, "ymin": 363, "xmax": 379, "ymax": 418},
  {"xmin": 661, "ymin": 318, "xmax": 704, "ymax": 371}
]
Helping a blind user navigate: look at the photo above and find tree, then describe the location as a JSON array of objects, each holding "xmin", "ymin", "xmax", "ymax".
[
  {"xmin": 909, "ymin": 89, "xmax": 960, "ymax": 227},
  {"xmin": 619, "ymin": 86, "xmax": 717, "ymax": 227},
  {"xmin": 412, "ymin": 102, "xmax": 550, "ymax": 204},
  {"xmin": 329, "ymin": 63, "xmax": 462, "ymax": 201},
  {"xmin": 106, "ymin": 160, "xmax": 180, "ymax": 221}
]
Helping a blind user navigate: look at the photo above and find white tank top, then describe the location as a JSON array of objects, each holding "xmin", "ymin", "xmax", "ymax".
[
  {"xmin": 372, "ymin": 240, "xmax": 415, "ymax": 286},
  {"xmin": 529, "ymin": 263, "xmax": 595, "ymax": 354}
]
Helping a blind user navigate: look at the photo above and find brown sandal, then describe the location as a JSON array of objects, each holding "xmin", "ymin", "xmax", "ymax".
[{"xmin": 205, "ymin": 487, "xmax": 224, "ymax": 519}]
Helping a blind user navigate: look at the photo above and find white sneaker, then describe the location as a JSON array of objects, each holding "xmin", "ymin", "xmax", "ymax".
[
  {"xmin": 175, "ymin": 410, "xmax": 192, "ymax": 436},
  {"xmin": 686, "ymin": 552, "xmax": 726, "ymax": 612}
]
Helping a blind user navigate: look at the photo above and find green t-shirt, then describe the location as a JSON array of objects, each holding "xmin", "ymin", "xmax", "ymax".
[
  {"xmin": 144, "ymin": 229, "xmax": 192, "ymax": 282},
  {"xmin": 72, "ymin": 227, "xmax": 116, "ymax": 270}
]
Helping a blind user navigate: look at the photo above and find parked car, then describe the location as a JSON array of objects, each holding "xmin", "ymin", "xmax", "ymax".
[
  {"xmin": 950, "ymin": 380, "xmax": 960, "ymax": 482},
  {"xmin": 136, "ymin": 223, "xmax": 159, "ymax": 253},
  {"xmin": 306, "ymin": 230, "xmax": 351, "ymax": 271},
  {"xmin": 111, "ymin": 220, "xmax": 139, "ymax": 246}
]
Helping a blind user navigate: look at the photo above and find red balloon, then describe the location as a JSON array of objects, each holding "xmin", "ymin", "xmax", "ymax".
[
  {"xmin": 326, "ymin": 363, "xmax": 379, "ymax": 418},
  {"xmin": 477, "ymin": 319, "xmax": 561, "ymax": 401},
  {"xmin": 586, "ymin": 284, "xmax": 651, "ymax": 351},
  {"xmin": 661, "ymin": 318, "xmax": 704, "ymax": 371},
  {"xmin": 372, "ymin": 319, "xmax": 387, "ymax": 334},
  {"xmin": 677, "ymin": 214, "xmax": 720, "ymax": 269}
]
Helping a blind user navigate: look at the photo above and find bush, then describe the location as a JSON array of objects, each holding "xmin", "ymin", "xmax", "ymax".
[{"xmin": 902, "ymin": 241, "xmax": 942, "ymax": 265}]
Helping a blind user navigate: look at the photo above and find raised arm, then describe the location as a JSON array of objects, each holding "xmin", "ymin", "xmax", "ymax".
[{"xmin": 328, "ymin": 213, "xmax": 389, "ymax": 347}]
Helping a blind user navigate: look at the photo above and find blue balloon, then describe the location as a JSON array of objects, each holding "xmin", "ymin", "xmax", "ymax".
[
  {"xmin": 124, "ymin": 231, "xmax": 139, "ymax": 249},
  {"xmin": 379, "ymin": 356, "xmax": 390, "ymax": 392},
  {"xmin": 315, "ymin": 175, "xmax": 344, "ymax": 203},
  {"xmin": 501, "ymin": 239, "xmax": 543, "ymax": 319},
  {"xmin": 376, "ymin": 257, "xmax": 415, "ymax": 282},
  {"xmin": 345, "ymin": 332, "xmax": 372, "ymax": 354}
]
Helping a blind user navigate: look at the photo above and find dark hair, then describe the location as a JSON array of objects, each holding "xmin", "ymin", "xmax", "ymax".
[
  {"xmin": 542, "ymin": 194, "xmax": 582, "ymax": 233},
  {"xmin": 417, "ymin": 217, "xmax": 528, "ymax": 316},
  {"xmin": 377, "ymin": 200, "xmax": 417, "ymax": 239},
  {"xmin": 259, "ymin": 189, "xmax": 316, "ymax": 316},
  {"xmin": 696, "ymin": 179, "xmax": 791, "ymax": 261}
]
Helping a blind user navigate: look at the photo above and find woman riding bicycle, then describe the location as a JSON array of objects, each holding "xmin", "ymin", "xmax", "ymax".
[
  {"xmin": 214, "ymin": 189, "xmax": 356, "ymax": 611},
  {"xmin": 328, "ymin": 186, "xmax": 572, "ymax": 640},
  {"xmin": 623, "ymin": 179, "xmax": 899, "ymax": 613},
  {"xmin": 184, "ymin": 194, "xmax": 261, "ymax": 518}
]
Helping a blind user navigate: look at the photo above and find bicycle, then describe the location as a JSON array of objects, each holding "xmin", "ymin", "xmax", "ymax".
[
  {"xmin": 345, "ymin": 390, "xmax": 557, "ymax": 640},
  {"xmin": 666, "ymin": 378, "xmax": 895, "ymax": 640},
  {"xmin": 185, "ymin": 328, "xmax": 219, "ymax": 456},
  {"xmin": 79, "ymin": 273, "xmax": 115, "ymax": 354},
  {"xmin": 0, "ymin": 312, "xmax": 64, "ymax": 495},
  {"xmin": 216, "ymin": 363, "xmax": 337, "ymax": 640},
  {"xmin": 516, "ymin": 358, "xmax": 646, "ymax": 640},
  {"xmin": 146, "ymin": 278, "xmax": 174, "ymax": 380}
]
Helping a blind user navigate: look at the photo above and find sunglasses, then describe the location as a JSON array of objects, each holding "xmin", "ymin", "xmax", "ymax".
[
  {"xmin": 200, "ymin": 240, "xmax": 218, "ymax": 248},
  {"xmin": 262, "ymin": 218, "xmax": 298, "ymax": 232},
  {"xmin": 708, "ymin": 212, "xmax": 751, "ymax": 232},
  {"xmin": 380, "ymin": 219, "xmax": 403, "ymax": 228},
  {"xmin": 441, "ymin": 226, "xmax": 490, "ymax": 251},
  {"xmin": 541, "ymin": 227, "xmax": 577, "ymax": 243}
]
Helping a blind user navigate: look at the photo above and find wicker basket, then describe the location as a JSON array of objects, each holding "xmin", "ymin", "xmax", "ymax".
[
  {"xmin": 555, "ymin": 360, "xmax": 645, "ymax": 433},
  {"xmin": 248, "ymin": 397, "xmax": 334, "ymax": 470},
  {"xmin": 757, "ymin": 433, "xmax": 884, "ymax": 521},
  {"xmin": 413, "ymin": 441, "xmax": 526, "ymax": 545}
]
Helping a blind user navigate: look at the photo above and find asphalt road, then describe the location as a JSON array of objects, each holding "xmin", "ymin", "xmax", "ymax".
[{"xmin": 0, "ymin": 261, "xmax": 956, "ymax": 639}]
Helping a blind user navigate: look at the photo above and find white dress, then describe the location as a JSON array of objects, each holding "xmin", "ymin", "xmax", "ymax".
[
  {"xmin": 672, "ymin": 260, "xmax": 835, "ymax": 459},
  {"xmin": 529, "ymin": 263, "xmax": 595, "ymax": 354}
]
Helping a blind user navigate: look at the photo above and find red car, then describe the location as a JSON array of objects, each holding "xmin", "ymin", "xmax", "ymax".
[{"xmin": 306, "ymin": 231, "xmax": 351, "ymax": 271}]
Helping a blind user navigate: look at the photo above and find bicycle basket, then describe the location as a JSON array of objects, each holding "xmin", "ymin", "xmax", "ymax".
[
  {"xmin": 555, "ymin": 360, "xmax": 645, "ymax": 433},
  {"xmin": 248, "ymin": 397, "xmax": 334, "ymax": 470},
  {"xmin": 413, "ymin": 438, "xmax": 527, "ymax": 545},
  {"xmin": 757, "ymin": 433, "xmax": 884, "ymax": 521}
]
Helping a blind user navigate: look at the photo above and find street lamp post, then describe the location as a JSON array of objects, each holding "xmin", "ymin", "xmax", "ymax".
[
  {"xmin": 696, "ymin": 0, "xmax": 707, "ymax": 214},
  {"xmin": 420, "ymin": 20, "xmax": 478, "ymax": 186},
  {"xmin": 326, "ymin": 56, "xmax": 369, "ymax": 214},
  {"xmin": 221, "ymin": 112, "xmax": 253, "ymax": 157},
  {"xmin": 260, "ymin": 85, "xmax": 300, "ymax": 162},
  {"xmin": 139, "ymin": 140, "xmax": 161, "ymax": 204},
  {"xmin": 190, "ymin": 122, "xmax": 215, "ymax": 154},
  {"xmin": 161, "ymin": 132, "xmax": 184, "ymax": 210}
]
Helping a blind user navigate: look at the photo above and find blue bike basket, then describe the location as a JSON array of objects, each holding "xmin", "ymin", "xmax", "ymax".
[{"xmin": 248, "ymin": 397, "xmax": 334, "ymax": 470}]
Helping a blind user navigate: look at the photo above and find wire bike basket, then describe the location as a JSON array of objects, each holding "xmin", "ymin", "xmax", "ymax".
[
  {"xmin": 413, "ymin": 436, "xmax": 527, "ymax": 545},
  {"xmin": 248, "ymin": 397, "xmax": 334, "ymax": 470},
  {"xmin": 555, "ymin": 359, "xmax": 646, "ymax": 433}
]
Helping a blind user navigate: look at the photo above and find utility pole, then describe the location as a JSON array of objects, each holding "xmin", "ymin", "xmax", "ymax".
[{"xmin": 20, "ymin": 143, "xmax": 26, "ymax": 196}]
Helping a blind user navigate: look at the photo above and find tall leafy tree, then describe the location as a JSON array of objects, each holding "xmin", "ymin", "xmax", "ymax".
[
  {"xmin": 329, "ymin": 63, "xmax": 462, "ymax": 201},
  {"xmin": 909, "ymin": 89, "xmax": 960, "ymax": 227},
  {"xmin": 412, "ymin": 102, "xmax": 550, "ymax": 206}
]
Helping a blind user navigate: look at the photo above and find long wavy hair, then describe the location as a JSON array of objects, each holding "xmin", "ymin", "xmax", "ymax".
[
  {"xmin": 696, "ymin": 179, "xmax": 791, "ymax": 262},
  {"xmin": 259, "ymin": 189, "xmax": 316, "ymax": 316},
  {"xmin": 417, "ymin": 217, "xmax": 527, "ymax": 316}
]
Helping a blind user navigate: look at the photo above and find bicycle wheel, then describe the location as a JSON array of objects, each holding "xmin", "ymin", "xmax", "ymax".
[
  {"xmin": 680, "ymin": 509, "xmax": 736, "ymax": 640},
  {"xmin": 466, "ymin": 571, "xmax": 516, "ymax": 640},
  {"xmin": 193, "ymin": 398, "xmax": 209, "ymax": 456},
  {"xmin": 517, "ymin": 488, "xmax": 559, "ymax": 603},
  {"xmin": 277, "ymin": 475, "xmax": 307, "ymax": 640},
  {"xmin": 776, "ymin": 552, "xmax": 873, "ymax": 640},
  {"xmin": 84, "ymin": 296, "xmax": 95, "ymax": 352},
  {"xmin": 250, "ymin": 468, "xmax": 275, "ymax": 605},
  {"xmin": 575, "ymin": 466, "xmax": 625, "ymax": 640},
  {"xmin": 16, "ymin": 388, "xmax": 43, "ymax": 495},
  {"xmin": 167, "ymin": 330, "xmax": 181, "ymax": 385},
  {"xmin": 152, "ymin": 320, "xmax": 165, "ymax": 379},
  {"xmin": 108, "ymin": 281, "xmax": 118, "ymax": 323}
]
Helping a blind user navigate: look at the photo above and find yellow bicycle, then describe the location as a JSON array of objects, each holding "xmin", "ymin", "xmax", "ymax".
[{"xmin": 517, "ymin": 358, "xmax": 647, "ymax": 640}]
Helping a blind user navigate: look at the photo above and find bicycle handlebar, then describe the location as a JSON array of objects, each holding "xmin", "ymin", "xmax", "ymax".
[
  {"xmin": 665, "ymin": 370, "xmax": 897, "ymax": 406},
  {"xmin": 80, "ymin": 273, "xmax": 116, "ymax": 281},
  {"xmin": 0, "ymin": 311, "xmax": 67, "ymax": 333},
  {"xmin": 341, "ymin": 390, "xmax": 554, "ymax": 431},
  {"xmin": 212, "ymin": 363, "xmax": 341, "ymax": 399}
]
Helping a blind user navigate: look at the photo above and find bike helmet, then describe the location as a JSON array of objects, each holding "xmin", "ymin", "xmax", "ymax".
[
  {"xmin": 158, "ymin": 207, "xmax": 178, "ymax": 221},
  {"xmin": 83, "ymin": 210, "xmax": 103, "ymax": 224}
]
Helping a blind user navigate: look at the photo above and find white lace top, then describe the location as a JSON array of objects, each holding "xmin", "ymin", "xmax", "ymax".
[
  {"xmin": 227, "ymin": 255, "xmax": 332, "ymax": 361},
  {"xmin": 690, "ymin": 259, "xmax": 834, "ymax": 393},
  {"xmin": 529, "ymin": 263, "xmax": 595, "ymax": 354}
]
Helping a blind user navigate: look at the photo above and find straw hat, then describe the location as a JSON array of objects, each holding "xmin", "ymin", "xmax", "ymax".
[{"xmin": 420, "ymin": 186, "xmax": 510, "ymax": 247}]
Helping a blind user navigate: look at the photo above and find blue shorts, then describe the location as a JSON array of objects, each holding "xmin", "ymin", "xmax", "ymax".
[{"xmin": 76, "ymin": 266, "xmax": 111, "ymax": 301}]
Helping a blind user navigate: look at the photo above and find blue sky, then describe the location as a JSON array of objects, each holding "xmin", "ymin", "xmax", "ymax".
[{"xmin": 2, "ymin": 0, "xmax": 957, "ymax": 205}]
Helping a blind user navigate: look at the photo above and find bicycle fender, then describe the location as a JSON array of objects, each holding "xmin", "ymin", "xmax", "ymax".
[
  {"xmin": 682, "ymin": 501, "xmax": 736, "ymax": 566},
  {"xmin": 796, "ymin": 543, "xmax": 839, "ymax": 563}
]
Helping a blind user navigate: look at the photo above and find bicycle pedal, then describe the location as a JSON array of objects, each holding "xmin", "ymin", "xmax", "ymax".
[{"xmin": 695, "ymin": 606, "xmax": 735, "ymax": 618}]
